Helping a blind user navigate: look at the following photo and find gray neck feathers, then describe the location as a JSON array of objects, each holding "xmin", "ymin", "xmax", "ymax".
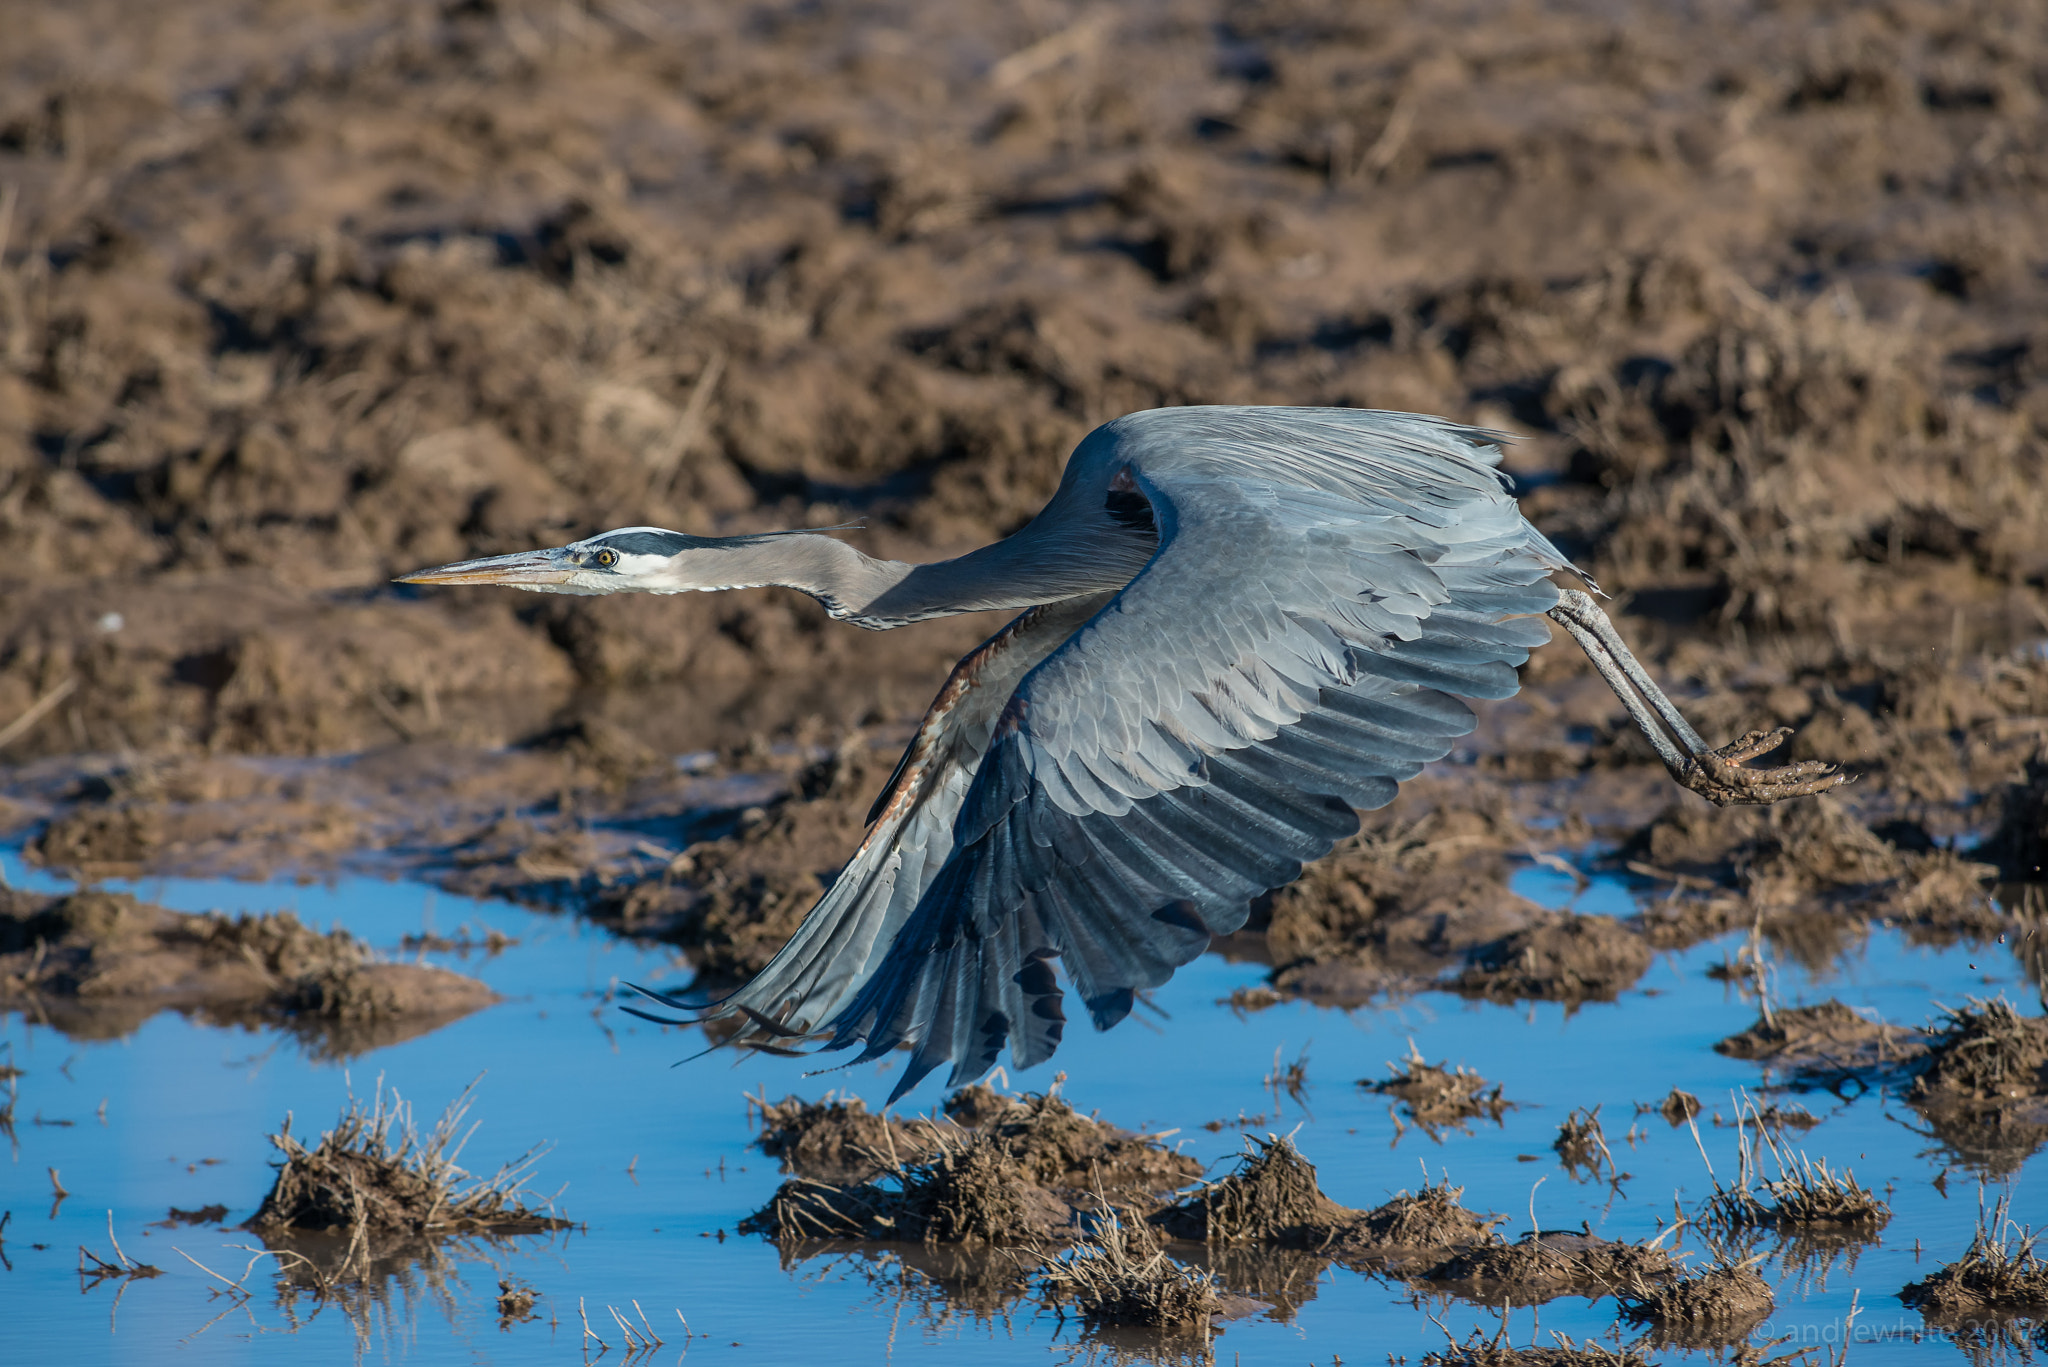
[{"xmin": 715, "ymin": 517, "xmax": 1152, "ymax": 629}]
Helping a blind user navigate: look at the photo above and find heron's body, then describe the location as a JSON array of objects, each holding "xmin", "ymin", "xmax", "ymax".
[{"xmin": 401, "ymin": 406, "xmax": 1839, "ymax": 1099}]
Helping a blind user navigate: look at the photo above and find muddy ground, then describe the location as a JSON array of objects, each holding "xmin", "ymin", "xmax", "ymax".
[
  {"xmin": 2, "ymin": 0, "xmax": 2048, "ymax": 1347},
  {"xmin": 1, "ymin": 0, "xmax": 2045, "ymax": 1000}
]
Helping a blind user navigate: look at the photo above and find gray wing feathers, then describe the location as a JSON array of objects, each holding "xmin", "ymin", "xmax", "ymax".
[
  {"xmin": 821, "ymin": 413, "xmax": 1575, "ymax": 1099},
  {"xmin": 695, "ymin": 408, "xmax": 1573, "ymax": 1099}
]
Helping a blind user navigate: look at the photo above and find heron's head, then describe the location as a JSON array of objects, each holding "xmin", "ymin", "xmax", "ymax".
[{"xmin": 396, "ymin": 527, "xmax": 804, "ymax": 597}]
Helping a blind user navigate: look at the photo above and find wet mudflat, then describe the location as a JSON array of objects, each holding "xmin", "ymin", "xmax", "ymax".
[{"xmin": 1, "ymin": 847, "xmax": 2040, "ymax": 1365}]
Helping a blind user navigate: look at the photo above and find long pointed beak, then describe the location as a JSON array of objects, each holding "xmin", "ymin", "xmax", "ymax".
[{"xmin": 395, "ymin": 548, "xmax": 574, "ymax": 588}]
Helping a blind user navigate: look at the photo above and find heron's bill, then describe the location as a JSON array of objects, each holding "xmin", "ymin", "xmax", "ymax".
[{"xmin": 394, "ymin": 549, "xmax": 571, "ymax": 587}]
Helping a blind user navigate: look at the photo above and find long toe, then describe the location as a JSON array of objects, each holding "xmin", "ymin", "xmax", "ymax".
[{"xmin": 1681, "ymin": 734, "xmax": 1848, "ymax": 807}]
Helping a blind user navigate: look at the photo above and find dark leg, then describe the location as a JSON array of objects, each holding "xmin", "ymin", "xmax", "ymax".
[{"xmin": 1547, "ymin": 590, "xmax": 1844, "ymax": 806}]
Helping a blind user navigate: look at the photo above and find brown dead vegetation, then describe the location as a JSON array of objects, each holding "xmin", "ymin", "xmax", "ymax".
[
  {"xmin": 1421, "ymin": 1329, "xmax": 1654, "ymax": 1367},
  {"xmin": 1155, "ymin": 1135, "xmax": 1349, "ymax": 1248},
  {"xmin": 248, "ymin": 1079, "xmax": 566, "ymax": 1241},
  {"xmin": 1038, "ymin": 1206, "xmax": 1223, "ymax": 1332},
  {"xmin": 1900, "ymin": 1196, "xmax": 2048, "ymax": 1321},
  {"xmin": 1361, "ymin": 1043, "xmax": 1515, "ymax": 1136},
  {"xmin": 1619, "ymin": 1256, "xmax": 1775, "ymax": 1349},
  {"xmin": 740, "ymin": 1085, "xmax": 1200, "ymax": 1246},
  {"xmin": 1716, "ymin": 999, "xmax": 1930, "ymax": 1077},
  {"xmin": 1696, "ymin": 1098, "xmax": 1891, "ymax": 1236},
  {"xmin": 1154, "ymin": 1137, "xmax": 1513, "ymax": 1281},
  {"xmin": 1422, "ymin": 1229, "xmax": 1680, "ymax": 1301},
  {"xmin": 1909, "ymin": 998, "xmax": 2048, "ymax": 1104},
  {"xmin": 749, "ymin": 1091, "xmax": 940, "ymax": 1183},
  {"xmin": 1905, "ymin": 997, "xmax": 2048, "ymax": 1175},
  {"xmin": 0, "ymin": 888, "xmax": 492, "ymax": 1054}
]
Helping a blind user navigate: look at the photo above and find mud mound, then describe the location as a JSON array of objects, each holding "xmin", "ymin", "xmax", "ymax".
[
  {"xmin": 748, "ymin": 1092, "xmax": 942, "ymax": 1183},
  {"xmin": 1039, "ymin": 1210, "xmax": 1222, "ymax": 1331},
  {"xmin": 0, "ymin": 889, "xmax": 492, "ymax": 1053},
  {"xmin": 248, "ymin": 1081, "xmax": 566, "ymax": 1238},
  {"xmin": 1619, "ymin": 1258, "xmax": 1774, "ymax": 1349},
  {"xmin": 1905, "ymin": 997, "xmax": 2048, "ymax": 1175},
  {"xmin": 1348, "ymin": 1177, "xmax": 1505, "ymax": 1269},
  {"xmin": 1422, "ymin": 1331, "xmax": 1653, "ymax": 1367},
  {"xmin": 1715, "ymin": 999, "xmax": 1930, "ymax": 1076},
  {"xmin": 1154, "ymin": 1136, "xmax": 1353, "ymax": 1248},
  {"xmin": 1900, "ymin": 1199, "xmax": 2048, "ymax": 1321},
  {"xmin": 1455, "ymin": 914, "xmax": 1651, "ymax": 1004},
  {"xmin": 1422, "ymin": 1230, "xmax": 1678, "ymax": 1302},
  {"xmin": 1987, "ymin": 750, "xmax": 2048, "ymax": 883},
  {"xmin": 741, "ymin": 1130, "xmax": 1068, "ymax": 1245},
  {"xmin": 1909, "ymin": 998, "xmax": 2048, "ymax": 1104},
  {"xmin": 740, "ymin": 1087, "xmax": 1197, "ymax": 1246},
  {"xmin": 1361, "ymin": 1044, "xmax": 1514, "ymax": 1135},
  {"xmin": 1700, "ymin": 1158, "xmax": 1890, "ymax": 1235},
  {"xmin": 949, "ymin": 1087, "xmax": 1202, "ymax": 1192}
]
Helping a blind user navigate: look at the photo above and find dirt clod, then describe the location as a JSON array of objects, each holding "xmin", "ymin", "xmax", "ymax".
[
  {"xmin": 1909, "ymin": 997, "xmax": 2048, "ymax": 1104},
  {"xmin": 1362, "ymin": 1043, "xmax": 1514, "ymax": 1135},
  {"xmin": 1619, "ymin": 1257, "xmax": 1774, "ymax": 1348},
  {"xmin": 248, "ymin": 1080, "xmax": 567, "ymax": 1240},
  {"xmin": 1657, "ymin": 1090, "xmax": 1702, "ymax": 1126},
  {"xmin": 1455, "ymin": 914, "xmax": 1652, "ymax": 1004}
]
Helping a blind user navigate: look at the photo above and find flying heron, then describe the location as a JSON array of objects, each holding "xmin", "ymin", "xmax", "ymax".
[{"xmin": 399, "ymin": 406, "xmax": 1841, "ymax": 1099}]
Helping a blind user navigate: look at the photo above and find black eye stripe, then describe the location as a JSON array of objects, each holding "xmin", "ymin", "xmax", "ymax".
[{"xmin": 597, "ymin": 530, "xmax": 708, "ymax": 556}]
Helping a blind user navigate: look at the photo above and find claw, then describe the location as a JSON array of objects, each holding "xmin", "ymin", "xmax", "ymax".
[{"xmin": 1678, "ymin": 729, "xmax": 1847, "ymax": 807}]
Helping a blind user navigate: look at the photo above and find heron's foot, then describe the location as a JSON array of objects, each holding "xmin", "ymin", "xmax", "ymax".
[{"xmin": 1676, "ymin": 728, "xmax": 1846, "ymax": 807}]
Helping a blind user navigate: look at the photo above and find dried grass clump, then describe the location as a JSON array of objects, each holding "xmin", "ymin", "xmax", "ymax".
[
  {"xmin": 1425, "ymin": 1231, "xmax": 1678, "ymax": 1298},
  {"xmin": 1356, "ymin": 1176, "xmax": 1504, "ymax": 1250},
  {"xmin": 1900, "ymin": 1196, "xmax": 2048, "ymax": 1318},
  {"xmin": 1619, "ymin": 1255, "xmax": 1773, "ymax": 1347},
  {"xmin": 1039, "ymin": 1206, "xmax": 1221, "ymax": 1330},
  {"xmin": 1155, "ymin": 1135, "xmax": 1346, "ymax": 1246},
  {"xmin": 748, "ymin": 1090, "xmax": 939, "ymax": 1181},
  {"xmin": 247, "ymin": 1078, "xmax": 565, "ymax": 1240},
  {"xmin": 741, "ymin": 1130, "xmax": 1043, "ymax": 1245},
  {"xmin": 1421, "ymin": 1323, "xmax": 1654, "ymax": 1365},
  {"xmin": 1909, "ymin": 997, "xmax": 2048, "ymax": 1103},
  {"xmin": 1694, "ymin": 1099, "xmax": 1890, "ymax": 1234},
  {"xmin": 1362, "ymin": 1041, "xmax": 1514, "ymax": 1132},
  {"xmin": 967, "ymin": 1087, "xmax": 1192, "ymax": 1188}
]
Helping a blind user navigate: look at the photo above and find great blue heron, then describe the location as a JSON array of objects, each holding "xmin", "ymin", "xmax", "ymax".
[{"xmin": 400, "ymin": 406, "xmax": 1840, "ymax": 1098}]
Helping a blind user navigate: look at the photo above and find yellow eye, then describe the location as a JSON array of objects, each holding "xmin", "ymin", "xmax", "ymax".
[{"xmin": 594, "ymin": 548, "xmax": 619, "ymax": 568}]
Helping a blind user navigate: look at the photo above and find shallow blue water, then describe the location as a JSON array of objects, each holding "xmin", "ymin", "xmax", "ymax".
[{"xmin": 0, "ymin": 852, "xmax": 2040, "ymax": 1364}]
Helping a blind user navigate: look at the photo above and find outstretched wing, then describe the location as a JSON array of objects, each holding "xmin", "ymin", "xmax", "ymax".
[
  {"xmin": 623, "ymin": 592, "xmax": 1116, "ymax": 1045},
  {"xmin": 810, "ymin": 408, "xmax": 1572, "ymax": 1099}
]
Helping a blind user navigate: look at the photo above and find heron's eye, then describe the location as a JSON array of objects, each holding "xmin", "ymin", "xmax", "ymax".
[{"xmin": 594, "ymin": 548, "xmax": 619, "ymax": 569}]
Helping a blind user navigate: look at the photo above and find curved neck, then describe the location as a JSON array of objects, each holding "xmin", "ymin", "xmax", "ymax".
[{"xmin": 730, "ymin": 522, "xmax": 1152, "ymax": 629}]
